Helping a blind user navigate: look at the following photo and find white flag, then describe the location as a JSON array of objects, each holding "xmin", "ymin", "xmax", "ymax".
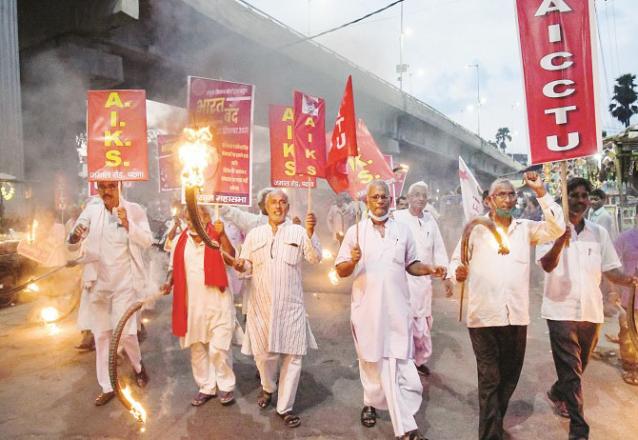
[{"xmin": 459, "ymin": 156, "xmax": 484, "ymax": 222}]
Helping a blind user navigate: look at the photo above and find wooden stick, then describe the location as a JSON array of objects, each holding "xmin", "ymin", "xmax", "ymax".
[
  {"xmin": 560, "ymin": 161, "xmax": 570, "ymax": 247},
  {"xmin": 215, "ymin": 204, "xmax": 220, "ymax": 221},
  {"xmin": 355, "ymin": 201, "xmax": 360, "ymax": 246},
  {"xmin": 307, "ymin": 187, "xmax": 312, "ymax": 213},
  {"xmin": 459, "ymin": 282, "xmax": 465, "ymax": 322}
]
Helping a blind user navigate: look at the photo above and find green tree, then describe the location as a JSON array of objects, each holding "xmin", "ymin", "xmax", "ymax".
[
  {"xmin": 609, "ymin": 73, "xmax": 638, "ymax": 128},
  {"xmin": 494, "ymin": 127, "xmax": 512, "ymax": 153}
]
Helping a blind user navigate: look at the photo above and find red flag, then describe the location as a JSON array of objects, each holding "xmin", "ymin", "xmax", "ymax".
[
  {"xmin": 293, "ymin": 91, "xmax": 326, "ymax": 177},
  {"xmin": 325, "ymin": 75, "xmax": 358, "ymax": 193}
]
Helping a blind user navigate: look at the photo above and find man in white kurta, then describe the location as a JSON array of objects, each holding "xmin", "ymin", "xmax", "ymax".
[
  {"xmin": 394, "ymin": 181, "xmax": 450, "ymax": 375},
  {"xmin": 67, "ymin": 181, "xmax": 152, "ymax": 406},
  {"xmin": 166, "ymin": 207, "xmax": 239, "ymax": 407},
  {"xmin": 336, "ymin": 180, "xmax": 447, "ymax": 440},
  {"xmin": 234, "ymin": 189, "xmax": 321, "ymax": 428},
  {"xmin": 450, "ymin": 173, "xmax": 564, "ymax": 440}
]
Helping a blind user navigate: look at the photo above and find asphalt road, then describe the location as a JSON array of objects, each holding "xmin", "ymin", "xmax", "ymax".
[{"xmin": 1, "ymin": 261, "xmax": 637, "ymax": 439}]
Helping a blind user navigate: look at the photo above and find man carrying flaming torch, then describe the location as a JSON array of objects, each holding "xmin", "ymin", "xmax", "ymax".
[
  {"xmin": 162, "ymin": 205, "xmax": 240, "ymax": 407},
  {"xmin": 67, "ymin": 180, "xmax": 152, "ymax": 406},
  {"xmin": 450, "ymin": 172, "xmax": 564, "ymax": 440}
]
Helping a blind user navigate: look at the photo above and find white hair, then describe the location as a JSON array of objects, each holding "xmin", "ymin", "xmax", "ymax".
[
  {"xmin": 257, "ymin": 187, "xmax": 274, "ymax": 205},
  {"xmin": 407, "ymin": 181, "xmax": 429, "ymax": 195},
  {"xmin": 488, "ymin": 178, "xmax": 514, "ymax": 196},
  {"xmin": 366, "ymin": 179, "xmax": 390, "ymax": 194},
  {"xmin": 265, "ymin": 188, "xmax": 289, "ymax": 204}
]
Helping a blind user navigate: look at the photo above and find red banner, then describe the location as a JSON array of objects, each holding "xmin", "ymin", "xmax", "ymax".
[
  {"xmin": 345, "ymin": 119, "xmax": 394, "ymax": 199},
  {"xmin": 187, "ymin": 76, "xmax": 254, "ymax": 206},
  {"xmin": 326, "ymin": 75, "xmax": 359, "ymax": 193},
  {"xmin": 269, "ymin": 105, "xmax": 316, "ymax": 188},
  {"xmin": 157, "ymin": 134, "xmax": 181, "ymax": 192},
  {"xmin": 515, "ymin": 0, "xmax": 600, "ymax": 164},
  {"xmin": 87, "ymin": 90, "xmax": 148, "ymax": 181},
  {"xmin": 293, "ymin": 91, "xmax": 326, "ymax": 177}
]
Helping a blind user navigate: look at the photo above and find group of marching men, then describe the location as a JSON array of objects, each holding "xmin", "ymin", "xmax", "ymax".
[{"xmin": 66, "ymin": 172, "xmax": 638, "ymax": 440}]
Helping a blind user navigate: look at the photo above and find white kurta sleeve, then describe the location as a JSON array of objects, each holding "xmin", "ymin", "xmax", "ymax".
[
  {"xmin": 404, "ymin": 228, "xmax": 419, "ymax": 267},
  {"xmin": 302, "ymin": 233, "xmax": 322, "ymax": 264},
  {"xmin": 238, "ymin": 231, "xmax": 254, "ymax": 275},
  {"xmin": 529, "ymin": 194, "xmax": 565, "ymax": 244},
  {"xmin": 599, "ymin": 227, "xmax": 622, "ymax": 272},
  {"xmin": 221, "ymin": 206, "xmax": 262, "ymax": 234},
  {"xmin": 448, "ymin": 238, "xmax": 463, "ymax": 284},
  {"xmin": 335, "ymin": 225, "xmax": 356, "ymax": 266},
  {"xmin": 126, "ymin": 205, "xmax": 153, "ymax": 250},
  {"xmin": 432, "ymin": 222, "xmax": 449, "ymax": 267}
]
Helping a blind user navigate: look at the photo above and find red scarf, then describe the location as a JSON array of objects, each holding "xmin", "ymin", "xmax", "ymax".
[{"xmin": 171, "ymin": 224, "xmax": 228, "ymax": 337}]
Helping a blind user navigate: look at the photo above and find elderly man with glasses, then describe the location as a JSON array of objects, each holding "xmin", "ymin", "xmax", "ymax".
[{"xmin": 336, "ymin": 180, "xmax": 447, "ymax": 440}]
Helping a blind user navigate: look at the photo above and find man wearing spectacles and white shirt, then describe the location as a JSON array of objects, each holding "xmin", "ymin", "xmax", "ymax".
[
  {"xmin": 336, "ymin": 180, "xmax": 447, "ymax": 440},
  {"xmin": 450, "ymin": 172, "xmax": 564, "ymax": 440}
]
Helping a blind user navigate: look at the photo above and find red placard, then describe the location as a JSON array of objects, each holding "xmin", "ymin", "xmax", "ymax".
[
  {"xmin": 293, "ymin": 91, "xmax": 326, "ymax": 177},
  {"xmin": 515, "ymin": 0, "xmax": 601, "ymax": 164},
  {"xmin": 87, "ymin": 90, "xmax": 148, "ymax": 180},
  {"xmin": 157, "ymin": 134, "xmax": 181, "ymax": 192},
  {"xmin": 187, "ymin": 76, "xmax": 254, "ymax": 206},
  {"xmin": 269, "ymin": 105, "xmax": 316, "ymax": 188},
  {"xmin": 345, "ymin": 119, "xmax": 394, "ymax": 199}
]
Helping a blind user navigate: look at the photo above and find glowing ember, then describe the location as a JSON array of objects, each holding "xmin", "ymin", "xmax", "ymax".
[
  {"xmin": 26, "ymin": 282, "xmax": 40, "ymax": 293},
  {"xmin": 179, "ymin": 127, "xmax": 213, "ymax": 187},
  {"xmin": 489, "ymin": 226, "xmax": 510, "ymax": 254},
  {"xmin": 121, "ymin": 385, "xmax": 147, "ymax": 423},
  {"xmin": 142, "ymin": 318, "xmax": 149, "ymax": 324},
  {"xmin": 322, "ymin": 249, "xmax": 334, "ymax": 260},
  {"xmin": 171, "ymin": 207, "xmax": 178, "ymax": 216},
  {"xmin": 328, "ymin": 269, "xmax": 339, "ymax": 286},
  {"xmin": 40, "ymin": 306, "xmax": 60, "ymax": 323},
  {"xmin": 46, "ymin": 323, "xmax": 61, "ymax": 335}
]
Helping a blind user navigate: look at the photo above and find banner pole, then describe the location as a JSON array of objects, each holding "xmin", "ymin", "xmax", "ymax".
[
  {"xmin": 215, "ymin": 204, "xmax": 220, "ymax": 221},
  {"xmin": 560, "ymin": 160, "xmax": 570, "ymax": 246},
  {"xmin": 355, "ymin": 201, "xmax": 360, "ymax": 247},
  {"xmin": 307, "ymin": 187, "xmax": 312, "ymax": 213}
]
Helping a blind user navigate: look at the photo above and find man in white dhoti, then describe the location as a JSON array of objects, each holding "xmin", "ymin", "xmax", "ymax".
[
  {"xmin": 335, "ymin": 180, "xmax": 447, "ymax": 440},
  {"xmin": 233, "ymin": 189, "xmax": 321, "ymax": 428},
  {"xmin": 450, "ymin": 173, "xmax": 564, "ymax": 440},
  {"xmin": 67, "ymin": 181, "xmax": 152, "ymax": 406},
  {"xmin": 163, "ymin": 206, "xmax": 240, "ymax": 407},
  {"xmin": 394, "ymin": 181, "xmax": 451, "ymax": 376}
]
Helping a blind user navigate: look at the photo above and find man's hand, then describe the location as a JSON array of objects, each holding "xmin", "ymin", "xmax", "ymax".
[
  {"xmin": 292, "ymin": 216, "xmax": 302, "ymax": 225},
  {"xmin": 443, "ymin": 279, "xmax": 454, "ymax": 297},
  {"xmin": 557, "ymin": 227, "xmax": 571, "ymax": 245},
  {"xmin": 69, "ymin": 224, "xmax": 87, "ymax": 244},
  {"xmin": 233, "ymin": 258, "xmax": 247, "ymax": 273},
  {"xmin": 523, "ymin": 171, "xmax": 546, "ymax": 198},
  {"xmin": 160, "ymin": 282, "xmax": 172, "ymax": 295},
  {"xmin": 431, "ymin": 266, "xmax": 447, "ymax": 278},
  {"xmin": 116, "ymin": 207, "xmax": 129, "ymax": 230},
  {"xmin": 213, "ymin": 219, "xmax": 225, "ymax": 236},
  {"xmin": 350, "ymin": 244, "xmax": 362, "ymax": 264},
  {"xmin": 455, "ymin": 264, "xmax": 469, "ymax": 282},
  {"xmin": 305, "ymin": 212, "xmax": 317, "ymax": 237}
]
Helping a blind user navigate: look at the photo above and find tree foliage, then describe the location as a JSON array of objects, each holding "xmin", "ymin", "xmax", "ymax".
[
  {"xmin": 609, "ymin": 73, "xmax": 638, "ymax": 128},
  {"xmin": 494, "ymin": 127, "xmax": 512, "ymax": 153}
]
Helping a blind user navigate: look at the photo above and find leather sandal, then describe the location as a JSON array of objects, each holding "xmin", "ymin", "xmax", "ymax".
[
  {"xmin": 360, "ymin": 405, "xmax": 376, "ymax": 428},
  {"xmin": 257, "ymin": 388, "xmax": 272, "ymax": 409},
  {"xmin": 95, "ymin": 391, "xmax": 115, "ymax": 406},
  {"xmin": 219, "ymin": 390, "xmax": 235, "ymax": 406},
  {"xmin": 278, "ymin": 411, "xmax": 301, "ymax": 428},
  {"xmin": 191, "ymin": 392, "xmax": 215, "ymax": 407}
]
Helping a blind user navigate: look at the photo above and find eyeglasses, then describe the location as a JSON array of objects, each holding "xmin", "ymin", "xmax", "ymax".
[
  {"xmin": 368, "ymin": 195, "xmax": 390, "ymax": 201},
  {"xmin": 492, "ymin": 192, "xmax": 516, "ymax": 200}
]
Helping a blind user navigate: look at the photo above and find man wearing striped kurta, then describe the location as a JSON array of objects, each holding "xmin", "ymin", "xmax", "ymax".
[{"xmin": 234, "ymin": 189, "xmax": 321, "ymax": 428}]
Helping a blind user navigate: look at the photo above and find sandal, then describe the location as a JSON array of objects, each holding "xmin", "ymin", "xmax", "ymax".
[
  {"xmin": 622, "ymin": 370, "xmax": 638, "ymax": 386},
  {"xmin": 398, "ymin": 430, "xmax": 428, "ymax": 440},
  {"xmin": 191, "ymin": 392, "xmax": 216, "ymax": 407},
  {"xmin": 95, "ymin": 391, "xmax": 115, "ymax": 406},
  {"xmin": 219, "ymin": 390, "xmax": 235, "ymax": 406},
  {"xmin": 278, "ymin": 411, "xmax": 301, "ymax": 428},
  {"xmin": 257, "ymin": 388, "xmax": 272, "ymax": 409},
  {"xmin": 360, "ymin": 405, "xmax": 376, "ymax": 428}
]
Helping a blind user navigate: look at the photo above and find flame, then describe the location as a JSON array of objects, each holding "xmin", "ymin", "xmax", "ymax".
[
  {"xmin": 489, "ymin": 226, "xmax": 510, "ymax": 254},
  {"xmin": 28, "ymin": 219, "xmax": 39, "ymax": 243},
  {"xmin": 328, "ymin": 268, "xmax": 339, "ymax": 286},
  {"xmin": 179, "ymin": 127, "xmax": 213, "ymax": 187},
  {"xmin": 26, "ymin": 282, "xmax": 40, "ymax": 293},
  {"xmin": 322, "ymin": 249, "xmax": 334, "ymax": 260},
  {"xmin": 46, "ymin": 323, "xmax": 61, "ymax": 335},
  {"xmin": 121, "ymin": 385, "xmax": 147, "ymax": 424},
  {"xmin": 40, "ymin": 306, "xmax": 60, "ymax": 323},
  {"xmin": 171, "ymin": 207, "xmax": 178, "ymax": 216}
]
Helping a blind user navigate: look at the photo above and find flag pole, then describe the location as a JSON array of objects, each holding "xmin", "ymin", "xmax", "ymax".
[
  {"xmin": 307, "ymin": 186, "xmax": 312, "ymax": 213},
  {"xmin": 559, "ymin": 161, "xmax": 570, "ymax": 246}
]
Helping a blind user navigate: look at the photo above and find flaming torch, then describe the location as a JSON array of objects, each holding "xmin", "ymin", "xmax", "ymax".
[{"xmin": 458, "ymin": 217, "xmax": 510, "ymax": 321}]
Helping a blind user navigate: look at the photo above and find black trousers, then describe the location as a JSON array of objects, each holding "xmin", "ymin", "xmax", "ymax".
[
  {"xmin": 547, "ymin": 320, "xmax": 600, "ymax": 440},
  {"xmin": 468, "ymin": 325, "xmax": 527, "ymax": 440}
]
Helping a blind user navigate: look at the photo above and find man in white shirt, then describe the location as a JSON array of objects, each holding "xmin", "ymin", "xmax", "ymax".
[
  {"xmin": 67, "ymin": 181, "xmax": 153, "ymax": 406},
  {"xmin": 587, "ymin": 188, "xmax": 618, "ymax": 241},
  {"xmin": 336, "ymin": 180, "xmax": 447, "ymax": 440},
  {"xmin": 233, "ymin": 189, "xmax": 321, "ymax": 429},
  {"xmin": 537, "ymin": 177, "xmax": 637, "ymax": 440},
  {"xmin": 451, "ymin": 172, "xmax": 564, "ymax": 440},
  {"xmin": 326, "ymin": 192, "xmax": 356, "ymax": 244},
  {"xmin": 394, "ymin": 181, "xmax": 451, "ymax": 376},
  {"xmin": 163, "ymin": 206, "xmax": 239, "ymax": 407}
]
